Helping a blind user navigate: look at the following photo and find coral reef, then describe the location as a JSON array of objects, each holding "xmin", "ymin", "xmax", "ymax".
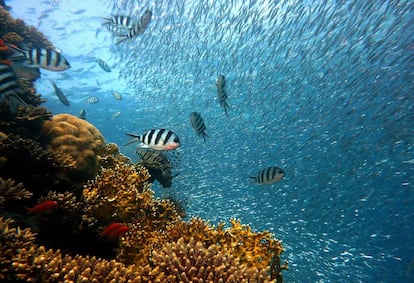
[
  {"xmin": 0, "ymin": 7, "xmax": 53, "ymax": 48},
  {"xmin": 0, "ymin": 178, "xmax": 32, "ymax": 206},
  {"xmin": 40, "ymin": 114, "xmax": 105, "ymax": 182}
]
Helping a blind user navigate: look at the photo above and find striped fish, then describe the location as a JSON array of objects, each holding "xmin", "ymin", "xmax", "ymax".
[
  {"xmin": 85, "ymin": 96, "xmax": 100, "ymax": 104},
  {"xmin": 96, "ymin": 57, "xmax": 111, "ymax": 72},
  {"xmin": 116, "ymin": 10, "xmax": 152, "ymax": 45},
  {"xmin": 190, "ymin": 111, "xmax": 209, "ymax": 142},
  {"xmin": 103, "ymin": 15, "xmax": 135, "ymax": 29},
  {"xmin": 136, "ymin": 148, "xmax": 182, "ymax": 188},
  {"xmin": 251, "ymin": 166, "xmax": 285, "ymax": 185},
  {"xmin": 126, "ymin": 128, "xmax": 180, "ymax": 151},
  {"xmin": 9, "ymin": 46, "xmax": 71, "ymax": 72},
  {"xmin": 216, "ymin": 74, "xmax": 230, "ymax": 115},
  {"xmin": 0, "ymin": 62, "xmax": 29, "ymax": 112}
]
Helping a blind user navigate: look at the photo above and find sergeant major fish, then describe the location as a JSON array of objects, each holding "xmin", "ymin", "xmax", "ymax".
[
  {"xmin": 125, "ymin": 128, "xmax": 180, "ymax": 151},
  {"xmin": 217, "ymin": 74, "xmax": 230, "ymax": 115},
  {"xmin": 50, "ymin": 80, "xmax": 69, "ymax": 106},
  {"xmin": 251, "ymin": 166, "xmax": 285, "ymax": 185},
  {"xmin": 190, "ymin": 111, "xmax": 209, "ymax": 142},
  {"xmin": 96, "ymin": 57, "xmax": 111, "ymax": 72},
  {"xmin": 0, "ymin": 61, "xmax": 29, "ymax": 112},
  {"xmin": 7, "ymin": 45, "xmax": 71, "ymax": 72},
  {"xmin": 116, "ymin": 10, "xmax": 152, "ymax": 45}
]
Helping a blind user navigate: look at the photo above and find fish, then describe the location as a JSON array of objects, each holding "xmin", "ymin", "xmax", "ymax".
[
  {"xmin": 190, "ymin": 111, "xmax": 209, "ymax": 142},
  {"xmin": 116, "ymin": 10, "xmax": 152, "ymax": 45},
  {"xmin": 216, "ymin": 74, "xmax": 230, "ymax": 115},
  {"xmin": 0, "ymin": 61, "xmax": 29, "ymax": 112},
  {"xmin": 27, "ymin": 200, "xmax": 59, "ymax": 214},
  {"xmin": 85, "ymin": 96, "xmax": 100, "ymax": 104},
  {"xmin": 50, "ymin": 80, "xmax": 69, "ymax": 106},
  {"xmin": 125, "ymin": 128, "xmax": 181, "ymax": 151},
  {"xmin": 96, "ymin": 57, "xmax": 111, "ymax": 72},
  {"xmin": 111, "ymin": 111, "xmax": 122, "ymax": 119},
  {"xmin": 99, "ymin": 223, "xmax": 129, "ymax": 240},
  {"xmin": 112, "ymin": 90, "xmax": 122, "ymax": 100},
  {"xmin": 7, "ymin": 45, "xmax": 71, "ymax": 72},
  {"xmin": 136, "ymin": 148, "xmax": 182, "ymax": 188},
  {"xmin": 251, "ymin": 166, "xmax": 285, "ymax": 185},
  {"xmin": 103, "ymin": 15, "xmax": 135, "ymax": 29},
  {"xmin": 11, "ymin": 63, "xmax": 41, "ymax": 81},
  {"xmin": 79, "ymin": 109, "xmax": 86, "ymax": 119}
]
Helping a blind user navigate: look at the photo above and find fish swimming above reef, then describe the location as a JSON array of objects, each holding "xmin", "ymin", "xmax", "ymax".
[
  {"xmin": 190, "ymin": 111, "xmax": 209, "ymax": 142},
  {"xmin": 125, "ymin": 128, "xmax": 181, "ymax": 150},
  {"xmin": 136, "ymin": 148, "xmax": 181, "ymax": 188},
  {"xmin": 50, "ymin": 80, "xmax": 69, "ymax": 106},
  {"xmin": 96, "ymin": 57, "xmax": 111, "ymax": 72},
  {"xmin": 216, "ymin": 74, "xmax": 230, "ymax": 115},
  {"xmin": 103, "ymin": 15, "xmax": 135, "ymax": 31},
  {"xmin": 7, "ymin": 45, "xmax": 71, "ymax": 72},
  {"xmin": 116, "ymin": 10, "xmax": 152, "ymax": 45},
  {"xmin": 27, "ymin": 200, "xmax": 59, "ymax": 214},
  {"xmin": 79, "ymin": 109, "xmax": 86, "ymax": 119},
  {"xmin": 251, "ymin": 166, "xmax": 285, "ymax": 185},
  {"xmin": 0, "ymin": 61, "xmax": 29, "ymax": 112},
  {"xmin": 99, "ymin": 223, "xmax": 129, "ymax": 240}
]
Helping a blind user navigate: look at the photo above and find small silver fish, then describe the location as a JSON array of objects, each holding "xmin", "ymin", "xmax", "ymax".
[
  {"xmin": 112, "ymin": 91, "xmax": 122, "ymax": 100},
  {"xmin": 85, "ymin": 96, "xmax": 100, "ymax": 104},
  {"xmin": 251, "ymin": 166, "xmax": 285, "ymax": 185},
  {"xmin": 111, "ymin": 111, "xmax": 122, "ymax": 119},
  {"xmin": 50, "ymin": 80, "xmax": 69, "ymax": 106},
  {"xmin": 79, "ymin": 109, "xmax": 86, "ymax": 119}
]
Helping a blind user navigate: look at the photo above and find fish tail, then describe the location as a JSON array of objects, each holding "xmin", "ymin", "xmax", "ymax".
[
  {"xmin": 124, "ymin": 133, "xmax": 140, "ymax": 146},
  {"xmin": 4, "ymin": 43, "xmax": 26, "ymax": 61}
]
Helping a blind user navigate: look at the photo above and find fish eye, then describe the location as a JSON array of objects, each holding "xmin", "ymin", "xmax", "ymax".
[{"xmin": 173, "ymin": 137, "xmax": 180, "ymax": 143}]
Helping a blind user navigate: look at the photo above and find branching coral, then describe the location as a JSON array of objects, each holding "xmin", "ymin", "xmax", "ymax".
[
  {"xmin": 148, "ymin": 237, "xmax": 273, "ymax": 282},
  {"xmin": 97, "ymin": 142, "xmax": 131, "ymax": 170},
  {"xmin": 40, "ymin": 114, "xmax": 105, "ymax": 182},
  {"xmin": 0, "ymin": 177, "xmax": 32, "ymax": 206}
]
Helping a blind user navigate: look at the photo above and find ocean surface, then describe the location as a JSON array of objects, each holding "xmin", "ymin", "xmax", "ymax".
[{"xmin": 8, "ymin": 0, "xmax": 414, "ymax": 282}]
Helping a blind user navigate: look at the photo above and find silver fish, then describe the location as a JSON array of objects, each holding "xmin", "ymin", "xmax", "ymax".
[
  {"xmin": 79, "ymin": 109, "xmax": 86, "ymax": 119},
  {"xmin": 50, "ymin": 80, "xmax": 69, "ymax": 106},
  {"xmin": 126, "ymin": 128, "xmax": 180, "ymax": 151},
  {"xmin": 85, "ymin": 96, "xmax": 100, "ymax": 104},
  {"xmin": 190, "ymin": 111, "xmax": 209, "ymax": 142},
  {"xmin": 251, "ymin": 166, "xmax": 285, "ymax": 185},
  {"xmin": 216, "ymin": 74, "xmax": 230, "ymax": 115}
]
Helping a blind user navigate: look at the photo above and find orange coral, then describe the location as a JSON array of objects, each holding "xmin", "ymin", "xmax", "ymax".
[{"xmin": 40, "ymin": 114, "xmax": 105, "ymax": 182}]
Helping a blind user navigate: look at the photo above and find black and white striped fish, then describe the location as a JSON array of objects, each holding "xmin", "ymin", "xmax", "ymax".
[
  {"xmin": 136, "ymin": 148, "xmax": 182, "ymax": 188},
  {"xmin": 251, "ymin": 166, "xmax": 285, "ymax": 185},
  {"xmin": 8, "ymin": 46, "xmax": 70, "ymax": 72},
  {"xmin": 116, "ymin": 10, "xmax": 152, "ymax": 45},
  {"xmin": 103, "ymin": 15, "xmax": 135, "ymax": 29},
  {"xmin": 0, "ymin": 62, "xmax": 29, "ymax": 112},
  {"xmin": 126, "ymin": 128, "xmax": 180, "ymax": 151},
  {"xmin": 216, "ymin": 74, "xmax": 230, "ymax": 115},
  {"xmin": 85, "ymin": 96, "xmax": 100, "ymax": 104},
  {"xmin": 96, "ymin": 57, "xmax": 111, "ymax": 72},
  {"xmin": 190, "ymin": 111, "xmax": 209, "ymax": 142}
]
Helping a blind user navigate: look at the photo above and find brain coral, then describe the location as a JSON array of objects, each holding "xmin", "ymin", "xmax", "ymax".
[{"xmin": 40, "ymin": 114, "xmax": 105, "ymax": 181}]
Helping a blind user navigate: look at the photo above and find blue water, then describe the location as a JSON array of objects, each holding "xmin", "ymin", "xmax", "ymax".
[{"xmin": 8, "ymin": 0, "xmax": 414, "ymax": 282}]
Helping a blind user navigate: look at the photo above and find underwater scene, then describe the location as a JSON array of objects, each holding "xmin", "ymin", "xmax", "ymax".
[{"xmin": 0, "ymin": 0, "xmax": 413, "ymax": 282}]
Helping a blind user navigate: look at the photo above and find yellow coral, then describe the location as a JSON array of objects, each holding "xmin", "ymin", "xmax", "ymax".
[{"xmin": 40, "ymin": 114, "xmax": 105, "ymax": 181}]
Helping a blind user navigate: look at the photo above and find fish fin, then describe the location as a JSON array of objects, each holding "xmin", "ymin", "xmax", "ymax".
[
  {"xmin": 116, "ymin": 36, "xmax": 128, "ymax": 45},
  {"xmin": 4, "ymin": 43, "xmax": 26, "ymax": 61},
  {"xmin": 124, "ymin": 133, "xmax": 140, "ymax": 146}
]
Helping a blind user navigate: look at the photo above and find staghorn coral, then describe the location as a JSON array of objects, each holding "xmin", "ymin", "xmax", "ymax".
[
  {"xmin": 0, "ymin": 177, "xmax": 32, "ymax": 206},
  {"xmin": 40, "ymin": 114, "xmax": 105, "ymax": 182},
  {"xmin": 149, "ymin": 237, "xmax": 273, "ymax": 282},
  {"xmin": 97, "ymin": 142, "xmax": 131, "ymax": 170}
]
